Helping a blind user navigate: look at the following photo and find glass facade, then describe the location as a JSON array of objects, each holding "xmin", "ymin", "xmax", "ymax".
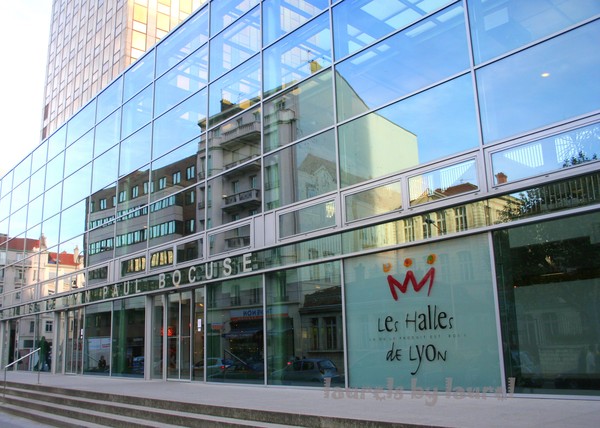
[{"xmin": 0, "ymin": 0, "xmax": 599, "ymax": 397}]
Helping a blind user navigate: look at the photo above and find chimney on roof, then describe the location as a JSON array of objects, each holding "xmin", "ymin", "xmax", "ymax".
[{"xmin": 40, "ymin": 234, "xmax": 47, "ymax": 250}]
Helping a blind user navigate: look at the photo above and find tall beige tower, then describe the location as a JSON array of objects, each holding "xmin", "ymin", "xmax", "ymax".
[{"xmin": 41, "ymin": 0, "xmax": 205, "ymax": 140}]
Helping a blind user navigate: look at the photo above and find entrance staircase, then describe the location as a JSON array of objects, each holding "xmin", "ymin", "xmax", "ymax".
[{"xmin": 0, "ymin": 380, "xmax": 402, "ymax": 428}]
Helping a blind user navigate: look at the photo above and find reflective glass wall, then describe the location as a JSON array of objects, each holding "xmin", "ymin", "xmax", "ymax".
[{"xmin": 0, "ymin": 0, "xmax": 598, "ymax": 394}]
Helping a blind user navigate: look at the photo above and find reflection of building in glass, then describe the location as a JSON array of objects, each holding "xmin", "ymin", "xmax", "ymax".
[{"xmin": 41, "ymin": 0, "xmax": 206, "ymax": 139}]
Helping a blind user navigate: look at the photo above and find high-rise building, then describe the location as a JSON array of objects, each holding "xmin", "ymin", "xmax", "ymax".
[
  {"xmin": 41, "ymin": 0, "xmax": 206, "ymax": 140},
  {"xmin": 1, "ymin": 0, "xmax": 599, "ymax": 399}
]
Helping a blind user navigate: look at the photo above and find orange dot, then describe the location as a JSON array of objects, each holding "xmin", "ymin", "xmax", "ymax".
[{"xmin": 404, "ymin": 258, "xmax": 413, "ymax": 268}]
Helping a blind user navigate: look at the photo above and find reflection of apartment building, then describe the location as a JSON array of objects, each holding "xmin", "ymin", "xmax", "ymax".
[
  {"xmin": 0, "ymin": 234, "xmax": 81, "ymax": 366},
  {"xmin": 86, "ymin": 154, "xmax": 198, "ymax": 271}
]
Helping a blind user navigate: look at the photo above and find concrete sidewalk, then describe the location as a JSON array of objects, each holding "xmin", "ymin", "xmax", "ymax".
[{"xmin": 3, "ymin": 371, "xmax": 600, "ymax": 428}]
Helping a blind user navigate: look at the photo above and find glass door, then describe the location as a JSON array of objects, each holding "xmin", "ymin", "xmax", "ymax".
[
  {"xmin": 193, "ymin": 287, "xmax": 205, "ymax": 381},
  {"xmin": 65, "ymin": 309, "xmax": 83, "ymax": 374},
  {"xmin": 167, "ymin": 291, "xmax": 192, "ymax": 380}
]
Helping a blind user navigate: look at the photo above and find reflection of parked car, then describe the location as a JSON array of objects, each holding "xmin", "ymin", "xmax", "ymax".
[
  {"xmin": 195, "ymin": 358, "xmax": 233, "ymax": 376},
  {"xmin": 132, "ymin": 356, "xmax": 144, "ymax": 374},
  {"xmin": 273, "ymin": 359, "xmax": 342, "ymax": 384},
  {"xmin": 210, "ymin": 360, "xmax": 263, "ymax": 381}
]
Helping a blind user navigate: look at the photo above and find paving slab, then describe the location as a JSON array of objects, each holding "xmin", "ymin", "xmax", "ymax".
[{"xmin": 3, "ymin": 371, "xmax": 600, "ymax": 428}]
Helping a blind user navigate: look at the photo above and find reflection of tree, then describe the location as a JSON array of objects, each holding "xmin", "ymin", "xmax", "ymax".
[
  {"xmin": 500, "ymin": 173, "xmax": 600, "ymax": 222},
  {"xmin": 562, "ymin": 150, "xmax": 598, "ymax": 168},
  {"xmin": 559, "ymin": 125, "xmax": 599, "ymax": 168}
]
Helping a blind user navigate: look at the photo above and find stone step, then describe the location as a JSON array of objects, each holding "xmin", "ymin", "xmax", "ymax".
[{"xmin": 2, "ymin": 384, "xmax": 304, "ymax": 428}]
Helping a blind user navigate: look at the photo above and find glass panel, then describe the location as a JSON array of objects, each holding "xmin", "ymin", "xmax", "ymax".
[
  {"xmin": 339, "ymin": 74, "xmax": 479, "ymax": 188},
  {"xmin": 494, "ymin": 212, "xmax": 600, "ymax": 395},
  {"xmin": 60, "ymin": 200, "xmax": 87, "ymax": 244},
  {"xmin": 345, "ymin": 179, "xmax": 402, "ymax": 222},
  {"xmin": 153, "ymin": 90, "xmax": 207, "ymax": 159},
  {"xmin": 31, "ymin": 141, "xmax": 48, "ymax": 174},
  {"xmin": 64, "ymin": 130, "xmax": 93, "ymax": 178},
  {"xmin": 492, "ymin": 123, "xmax": 600, "ymax": 185},
  {"xmin": 208, "ymin": 55, "xmax": 261, "ymax": 127},
  {"xmin": 12, "ymin": 157, "xmax": 31, "ymax": 187},
  {"xmin": 279, "ymin": 200, "xmax": 336, "ymax": 238},
  {"xmin": 87, "ymin": 216, "xmax": 116, "ymax": 267},
  {"xmin": 267, "ymin": 262, "xmax": 344, "ymax": 386},
  {"xmin": 123, "ymin": 50, "xmax": 155, "ymax": 101},
  {"xmin": 94, "ymin": 110, "xmax": 121, "ymax": 157},
  {"xmin": 156, "ymin": 7, "xmax": 209, "ymax": 76},
  {"xmin": 206, "ymin": 109, "xmax": 262, "ymax": 227},
  {"xmin": 84, "ymin": 302, "xmax": 111, "ymax": 375},
  {"xmin": 477, "ymin": 21, "xmax": 600, "ymax": 144},
  {"xmin": 210, "ymin": 0, "xmax": 259, "ymax": 36},
  {"xmin": 62, "ymin": 166, "xmax": 92, "ymax": 210},
  {"xmin": 88, "ymin": 266, "xmax": 109, "ymax": 286},
  {"xmin": 177, "ymin": 236, "xmax": 203, "ymax": 263},
  {"xmin": 344, "ymin": 234, "xmax": 501, "ymax": 389},
  {"xmin": 119, "ymin": 125, "xmax": 152, "ymax": 177},
  {"xmin": 155, "ymin": 46, "xmax": 209, "ymax": 116},
  {"xmin": 113, "ymin": 297, "xmax": 146, "ymax": 377},
  {"xmin": 27, "ymin": 195, "xmax": 44, "ymax": 231},
  {"xmin": 150, "ymin": 139, "xmax": 199, "ymax": 202},
  {"xmin": 207, "ymin": 106, "xmax": 261, "ymax": 177},
  {"xmin": 150, "ymin": 248, "xmax": 174, "ymax": 269},
  {"xmin": 67, "ymin": 100, "xmax": 96, "ymax": 146},
  {"xmin": 208, "ymin": 224, "xmax": 251, "ymax": 256},
  {"xmin": 209, "ymin": 7, "xmax": 260, "ymax": 81},
  {"xmin": 43, "ymin": 184, "xmax": 63, "ymax": 221},
  {"xmin": 29, "ymin": 166, "xmax": 46, "ymax": 201},
  {"xmin": 121, "ymin": 85, "xmax": 153, "ymax": 139},
  {"xmin": 335, "ymin": 3, "xmax": 469, "ymax": 122},
  {"xmin": 47, "ymin": 125, "xmax": 66, "ymax": 161},
  {"xmin": 148, "ymin": 195, "xmax": 184, "ymax": 248},
  {"xmin": 92, "ymin": 146, "xmax": 119, "ymax": 194},
  {"xmin": 332, "ymin": 0, "xmax": 452, "ymax": 60},
  {"xmin": 8, "ymin": 208, "xmax": 27, "ymax": 241},
  {"xmin": 469, "ymin": 0, "xmax": 600, "ymax": 64},
  {"xmin": 264, "ymin": 130, "xmax": 336, "ymax": 211},
  {"xmin": 207, "ymin": 276, "xmax": 264, "ymax": 384},
  {"xmin": 408, "ymin": 159, "xmax": 478, "ymax": 206},
  {"xmin": 263, "ymin": 69, "xmax": 334, "ymax": 152},
  {"xmin": 263, "ymin": 0, "xmax": 328, "ymax": 46},
  {"xmin": 45, "ymin": 152, "xmax": 64, "ymax": 190},
  {"xmin": 152, "ymin": 295, "xmax": 164, "ymax": 379},
  {"xmin": 10, "ymin": 180, "xmax": 29, "ymax": 215},
  {"xmin": 263, "ymin": 12, "xmax": 331, "ymax": 97},
  {"xmin": 115, "ymin": 207, "xmax": 149, "ymax": 258},
  {"xmin": 97, "ymin": 77, "xmax": 123, "ymax": 122},
  {"xmin": 193, "ymin": 287, "xmax": 205, "ymax": 381}
]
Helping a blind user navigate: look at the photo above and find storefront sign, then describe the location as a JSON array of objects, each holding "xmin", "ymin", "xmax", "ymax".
[
  {"xmin": 0, "ymin": 253, "xmax": 254, "ymax": 319},
  {"xmin": 344, "ymin": 234, "xmax": 501, "ymax": 390}
]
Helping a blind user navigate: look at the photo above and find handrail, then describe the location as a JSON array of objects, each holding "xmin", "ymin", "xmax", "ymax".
[{"xmin": 3, "ymin": 347, "xmax": 41, "ymax": 400}]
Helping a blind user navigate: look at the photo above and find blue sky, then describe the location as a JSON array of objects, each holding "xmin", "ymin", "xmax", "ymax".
[{"xmin": 0, "ymin": 1, "xmax": 52, "ymax": 178}]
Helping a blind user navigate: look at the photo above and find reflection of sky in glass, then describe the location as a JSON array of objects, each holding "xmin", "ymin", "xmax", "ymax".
[
  {"xmin": 477, "ymin": 21, "xmax": 600, "ymax": 144},
  {"xmin": 335, "ymin": 3, "xmax": 468, "ymax": 121},
  {"xmin": 409, "ymin": 160, "xmax": 477, "ymax": 205},
  {"xmin": 379, "ymin": 74, "xmax": 479, "ymax": 164},
  {"xmin": 333, "ymin": 0, "xmax": 453, "ymax": 60},
  {"xmin": 263, "ymin": 0, "xmax": 328, "ymax": 46},
  {"xmin": 491, "ymin": 123, "xmax": 600, "ymax": 184},
  {"xmin": 209, "ymin": 7, "xmax": 260, "ymax": 81},
  {"xmin": 469, "ymin": 0, "xmax": 600, "ymax": 64},
  {"xmin": 263, "ymin": 12, "xmax": 331, "ymax": 96}
]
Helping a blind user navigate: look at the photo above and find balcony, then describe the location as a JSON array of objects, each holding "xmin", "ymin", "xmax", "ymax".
[
  {"xmin": 222, "ymin": 189, "xmax": 261, "ymax": 212},
  {"xmin": 224, "ymin": 154, "xmax": 261, "ymax": 173},
  {"xmin": 224, "ymin": 235, "xmax": 251, "ymax": 250},
  {"xmin": 213, "ymin": 122, "xmax": 261, "ymax": 150}
]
